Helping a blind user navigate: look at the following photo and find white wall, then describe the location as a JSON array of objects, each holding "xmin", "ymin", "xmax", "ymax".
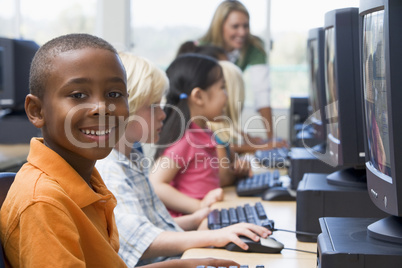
[{"xmin": 96, "ymin": 0, "xmax": 131, "ymax": 51}]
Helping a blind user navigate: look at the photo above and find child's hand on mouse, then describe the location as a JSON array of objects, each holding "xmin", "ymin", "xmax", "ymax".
[
  {"xmin": 200, "ymin": 188, "xmax": 224, "ymax": 208},
  {"xmin": 211, "ymin": 222, "xmax": 271, "ymax": 250}
]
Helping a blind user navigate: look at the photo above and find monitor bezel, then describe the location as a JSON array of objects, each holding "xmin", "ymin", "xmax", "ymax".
[
  {"xmin": 323, "ymin": 7, "xmax": 365, "ymax": 168},
  {"xmin": 360, "ymin": 0, "xmax": 402, "ymax": 216}
]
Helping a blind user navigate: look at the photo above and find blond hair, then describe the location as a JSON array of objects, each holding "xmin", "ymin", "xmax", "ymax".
[
  {"xmin": 208, "ymin": 60, "xmax": 245, "ymax": 143},
  {"xmin": 199, "ymin": 0, "xmax": 266, "ymax": 66},
  {"xmin": 118, "ymin": 52, "xmax": 168, "ymax": 114}
]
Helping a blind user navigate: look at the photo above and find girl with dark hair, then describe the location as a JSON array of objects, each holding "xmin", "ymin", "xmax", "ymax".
[{"xmin": 150, "ymin": 54, "xmax": 229, "ymax": 217}]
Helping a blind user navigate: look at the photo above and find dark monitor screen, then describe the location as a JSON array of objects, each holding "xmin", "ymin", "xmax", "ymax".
[
  {"xmin": 363, "ymin": 9, "xmax": 392, "ymax": 179},
  {"xmin": 324, "ymin": 26, "xmax": 339, "ymax": 143},
  {"xmin": 0, "ymin": 47, "xmax": 3, "ymax": 95},
  {"xmin": 0, "ymin": 37, "xmax": 39, "ymax": 112},
  {"xmin": 307, "ymin": 39, "xmax": 320, "ymax": 116},
  {"xmin": 306, "ymin": 27, "xmax": 326, "ymax": 144}
]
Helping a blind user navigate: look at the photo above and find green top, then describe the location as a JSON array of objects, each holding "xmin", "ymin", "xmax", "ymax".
[
  {"xmin": 199, "ymin": 38, "xmax": 267, "ymax": 71},
  {"xmin": 236, "ymin": 42, "xmax": 267, "ymax": 71}
]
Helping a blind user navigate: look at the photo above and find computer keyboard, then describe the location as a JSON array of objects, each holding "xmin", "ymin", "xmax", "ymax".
[
  {"xmin": 207, "ymin": 202, "xmax": 274, "ymax": 231},
  {"xmin": 255, "ymin": 147, "xmax": 290, "ymax": 168},
  {"xmin": 197, "ymin": 265, "xmax": 265, "ymax": 268},
  {"xmin": 236, "ymin": 170, "xmax": 281, "ymax": 197}
]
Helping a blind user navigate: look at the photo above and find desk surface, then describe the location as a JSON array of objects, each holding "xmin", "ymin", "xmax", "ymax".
[{"xmin": 182, "ymin": 186, "xmax": 317, "ymax": 268}]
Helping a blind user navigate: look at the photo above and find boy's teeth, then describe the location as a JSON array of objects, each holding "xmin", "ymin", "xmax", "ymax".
[{"xmin": 81, "ymin": 128, "xmax": 111, "ymax": 136}]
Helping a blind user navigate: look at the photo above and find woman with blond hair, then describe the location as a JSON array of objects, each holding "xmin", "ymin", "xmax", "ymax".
[{"xmin": 199, "ymin": 0, "xmax": 274, "ymax": 140}]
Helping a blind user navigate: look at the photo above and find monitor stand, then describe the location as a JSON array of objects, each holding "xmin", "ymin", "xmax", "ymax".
[
  {"xmin": 0, "ymin": 111, "xmax": 41, "ymax": 144},
  {"xmin": 326, "ymin": 167, "xmax": 367, "ymax": 189},
  {"xmin": 318, "ymin": 217, "xmax": 402, "ymax": 268},
  {"xmin": 296, "ymin": 173, "xmax": 388, "ymax": 242},
  {"xmin": 288, "ymin": 147, "xmax": 341, "ymax": 190},
  {"xmin": 367, "ymin": 216, "xmax": 402, "ymax": 244}
]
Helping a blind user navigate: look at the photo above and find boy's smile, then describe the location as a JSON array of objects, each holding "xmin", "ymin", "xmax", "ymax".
[{"xmin": 39, "ymin": 47, "xmax": 129, "ymax": 168}]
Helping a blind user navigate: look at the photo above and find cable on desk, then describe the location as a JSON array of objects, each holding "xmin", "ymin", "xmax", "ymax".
[
  {"xmin": 273, "ymin": 228, "xmax": 319, "ymax": 238},
  {"xmin": 272, "ymin": 228, "xmax": 318, "ymax": 254},
  {"xmin": 282, "ymin": 247, "xmax": 316, "ymax": 254}
]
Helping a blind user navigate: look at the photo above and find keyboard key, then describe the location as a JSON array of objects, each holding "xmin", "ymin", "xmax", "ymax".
[
  {"xmin": 236, "ymin": 170, "xmax": 282, "ymax": 197},
  {"xmin": 244, "ymin": 204, "xmax": 256, "ymax": 224},
  {"xmin": 208, "ymin": 209, "xmax": 221, "ymax": 230},
  {"xmin": 255, "ymin": 202, "xmax": 267, "ymax": 219},
  {"xmin": 228, "ymin": 207, "xmax": 239, "ymax": 225},
  {"xmin": 207, "ymin": 202, "xmax": 274, "ymax": 231},
  {"xmin": 220, "ymin": 209, "xmax": 230, "ymax": 227},
  {"xmin": 236, "ymin": 206, "xmax": 247, "ymax": 223}
]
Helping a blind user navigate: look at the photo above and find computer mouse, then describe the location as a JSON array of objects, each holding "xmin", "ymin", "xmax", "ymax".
[
  {"xmin": 262, "ymin": 186, "xmax": 296, "ymax": 201},
  {"xmin": 225, "ymin": 236, "xmax": 284, "ymax": 254}
]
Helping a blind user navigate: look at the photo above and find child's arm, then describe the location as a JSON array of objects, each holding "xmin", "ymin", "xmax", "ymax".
[
  {"xmin": 150, "ymin": 157, "xmax": 222, "ymax": 214},
  {"xmin": 141, "ymin": 258, "xmax": 240, "ymax": 268},
  {"xmin": 230, "ymin": 138, "xmax": 289, "ymax": 154},
  {"xmin": 173, "ymin": 207, "xmax": 211, "ymax": 231},
  {"xmin": 216, "ymin": 145, "xmax": 236, "ymax": 187},
  {"xmin": 141, "ymin": 222, "xmax": 271, "ymax": 260},
  {"xmin": 217, "ymin": 146, "xmax": 250, "ymax": 187}
]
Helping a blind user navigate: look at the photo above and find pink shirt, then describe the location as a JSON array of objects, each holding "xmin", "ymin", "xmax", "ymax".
[{"xmin": 163, "ymin": 123, "xmax": 220, "ymax": 216}]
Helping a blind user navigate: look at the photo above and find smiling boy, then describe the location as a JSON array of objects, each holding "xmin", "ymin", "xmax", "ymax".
[{"xmin": 0, "ymin": 34, "xmax": 239, "ymax": 268}]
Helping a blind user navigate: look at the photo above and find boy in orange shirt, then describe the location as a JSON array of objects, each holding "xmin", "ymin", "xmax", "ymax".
[{"xmin": 0, "ymin": 33, "xmax": 238, "ymax": 268}]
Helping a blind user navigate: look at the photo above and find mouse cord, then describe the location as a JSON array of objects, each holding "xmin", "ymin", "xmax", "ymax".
[
  {"xmin": 273, "ymin": 228, "xmax": 319, "ymax": 238},
  {"xmin": 282, "ymin": 247, "xmax": 317, "ymax": 254},
  {"xmin": 272, "ymin": 228, "xmax": 319, "ymax": 254}
]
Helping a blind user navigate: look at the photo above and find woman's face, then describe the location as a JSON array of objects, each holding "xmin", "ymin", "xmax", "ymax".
[{"xmin": 222, "ymin": 10, "xmax": 250, "ymax": 51}]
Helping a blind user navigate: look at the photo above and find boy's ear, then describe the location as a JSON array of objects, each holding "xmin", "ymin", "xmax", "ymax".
[
  {"xmin": 189, "ymin": 87, "xmax": 206, "ymax": 106},
  {"xmin": 25, "ymin": 94, "xmax": 45, "ymax": 128}
]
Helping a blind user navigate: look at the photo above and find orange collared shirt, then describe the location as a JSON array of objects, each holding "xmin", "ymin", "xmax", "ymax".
[{"xmin": 0, "ymin": 138, "xmax": 127, "ymax": 268}]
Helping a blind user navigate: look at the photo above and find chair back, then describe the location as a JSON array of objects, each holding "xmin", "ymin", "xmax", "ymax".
[
  {"xmin": 0, "ymin": 172, "xmax": 15, "ymax": 208},
  {"xmin": 0, "ymin": 172, "xmax": 16, "ymax": 268}
]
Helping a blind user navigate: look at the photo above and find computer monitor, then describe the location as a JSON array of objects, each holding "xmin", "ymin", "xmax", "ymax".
[
  {"xmin": 0, "ymin": 37, "xmax": 39, "ymax": 112},
  {"xmin": 320, "ymin": 7, "xmax": 366, "ymax": 187},
  {"xmin": 360, "ymin": 0, "xmax": 402, "ymax": 244},
  {"xmin": 305, "ymin": 27, "xmax": 326, "ymax": 151}
]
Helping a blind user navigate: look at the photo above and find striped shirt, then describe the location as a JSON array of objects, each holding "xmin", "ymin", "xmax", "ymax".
[{"xmin": 96, "ymin": 147, "xmax": 183, "ymax": 267}]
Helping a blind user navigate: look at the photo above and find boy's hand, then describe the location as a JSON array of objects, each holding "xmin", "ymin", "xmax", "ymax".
[
  {"xmin": 211, "ymin": 222, "xmax": 271, "ymax": 250},
  {"xmin": 200, "ymin": 188, "xmax": 224, "ymax": 208}
]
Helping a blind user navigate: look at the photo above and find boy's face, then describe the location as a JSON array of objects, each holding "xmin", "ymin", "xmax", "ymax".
[
  {"xmin": 125, "ymin": 99, "xmax": 166, "ymax": 144},
  {"xmin": 40, "ymin": 47, "xmax": 129, "ymax": 162}
]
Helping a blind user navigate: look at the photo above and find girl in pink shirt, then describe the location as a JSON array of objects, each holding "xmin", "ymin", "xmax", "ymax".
[{"xmin": 150, "ymin": 54, "xmax": 229, "ymax": 217}]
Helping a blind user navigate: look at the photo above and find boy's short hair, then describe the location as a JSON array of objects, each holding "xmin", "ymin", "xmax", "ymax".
[
  {"xmin": 29, "ymin": 33, "xmax": 119, "ymax": 99},
  {"xmin": 118, "ymin": 52, "xmax": 168, "ymax": 114}
]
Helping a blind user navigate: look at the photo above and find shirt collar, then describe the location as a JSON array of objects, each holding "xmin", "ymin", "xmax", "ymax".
[
  {"xmin": 227, "ymin": 49, "xmax": 240, "ymax": 63},
  {"xmin": 27, "ymin": 138, "xmax": 115, "ymax": 208}
]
